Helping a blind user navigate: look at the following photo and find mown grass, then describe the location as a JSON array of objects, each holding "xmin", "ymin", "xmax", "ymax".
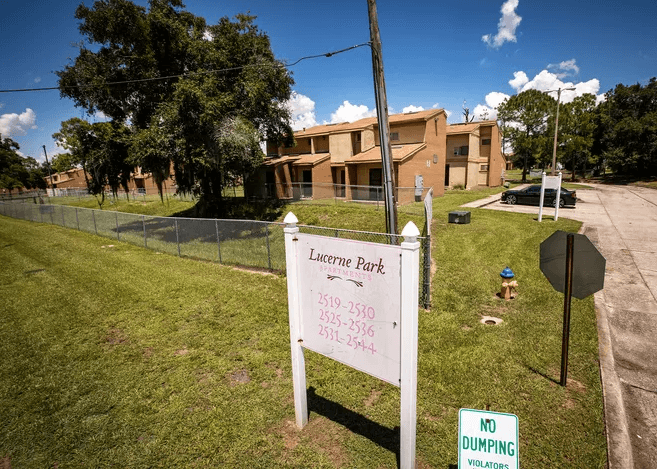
[
  {"xmin": 48, "ymin": 194, "xmax": 196, "ymax": 217},
  {"xmin": 0, "ymin": 187, "xmax": 606, "ymax": 468}
]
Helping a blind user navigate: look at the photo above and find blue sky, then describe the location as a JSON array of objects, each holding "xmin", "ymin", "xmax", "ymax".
[{"xmin": 1, "ymin": 0, "xmax": 656, "ymax": 163}]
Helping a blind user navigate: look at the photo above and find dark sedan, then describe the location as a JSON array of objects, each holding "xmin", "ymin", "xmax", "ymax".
[{"xmin": 501, "ymin": 185, "xmax": 577, "ymax": 207}]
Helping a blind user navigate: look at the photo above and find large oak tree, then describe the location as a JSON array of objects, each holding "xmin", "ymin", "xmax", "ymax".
[{"xmin": 56, "ymin": 0, "xmax": 294, "ymax": 215}]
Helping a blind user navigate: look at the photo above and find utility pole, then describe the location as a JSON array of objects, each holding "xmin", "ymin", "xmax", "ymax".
[
  {"xmin": 367, "ymin": 0, "xmax": 398, "ymax": 236},
  {"xmin": 42, "ymin": 145, "xmax": 53, "ymax": 190},
  {"xmin": 546, "ymin": 87, "xmax": 575, "ymax": 175}
]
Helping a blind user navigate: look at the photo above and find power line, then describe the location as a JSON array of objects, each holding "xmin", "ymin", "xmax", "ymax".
[{"xmin": 0, "ymin": 42, "xmax": 372, "ymax": 94}]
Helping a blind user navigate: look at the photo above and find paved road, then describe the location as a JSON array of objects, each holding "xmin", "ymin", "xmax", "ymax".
[{"xmin": 464, "ymin": 184, "xmax": 657, "ymax": 468}]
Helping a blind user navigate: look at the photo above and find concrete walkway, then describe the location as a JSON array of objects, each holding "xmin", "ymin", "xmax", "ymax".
[{"xmin": 465, "ymin": 183, "xmax": 657, "ymax": 468}]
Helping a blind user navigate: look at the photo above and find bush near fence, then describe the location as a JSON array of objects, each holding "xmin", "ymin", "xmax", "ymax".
[{"xmin": 1, "ymin": 201, "xmax": 431, "ymax": 307}]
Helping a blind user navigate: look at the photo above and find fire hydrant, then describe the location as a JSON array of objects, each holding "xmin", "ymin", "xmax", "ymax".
[{"xmin": 500, "ymin": 267, "xmax": 518, "ymax": 301}]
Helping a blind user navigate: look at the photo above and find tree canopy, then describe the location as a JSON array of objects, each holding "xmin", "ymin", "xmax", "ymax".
[
  {"xmin": 56, "ymin": 0, "xmax": 294, "ymax": 214},
  {"xmin": 497, "ymin": 89, "xmax": 555, "ymax": 181},
  {"xmin": 0, "ymin": 137, "xmax": 47, "ymax": 194}
]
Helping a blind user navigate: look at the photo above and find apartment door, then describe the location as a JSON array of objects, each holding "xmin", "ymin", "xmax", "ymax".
[
  {"xmin": 445, "ymin": 164, "xmax": 450, "ymax": 186},
  {"xmin": 339, "ymin": 170, "xmax": 346, "ymax": 197},
  {"xmin": 302, "ymin": 170, "xmax": 313, "ymax": 198},
  {"xmin": 369, "ymin": 168, "xmax": 382, "ymax": 201}
]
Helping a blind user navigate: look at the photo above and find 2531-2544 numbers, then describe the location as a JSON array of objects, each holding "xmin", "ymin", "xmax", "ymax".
[{"xmin": 317, "ymin": 324, "xmax": 377, "ymax": 355}]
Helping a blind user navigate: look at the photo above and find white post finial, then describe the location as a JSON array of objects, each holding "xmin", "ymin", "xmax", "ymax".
[
  {"xmin": 284, "ymin": 212, "xmax": 298, "ymax": 227},
  {"xmin": 401, "ymin": 221, "xmax": 420, "ymax": 243}
]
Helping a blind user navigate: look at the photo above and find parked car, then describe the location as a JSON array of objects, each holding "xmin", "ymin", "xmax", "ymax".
[{"xmin": 501, "ymin": 185, "xmax": 577, "ymax": 207}]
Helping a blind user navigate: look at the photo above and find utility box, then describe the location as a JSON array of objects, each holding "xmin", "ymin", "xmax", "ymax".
[{"xmin": 449, "ymin": 211, "xmax": 471, "ymax": 224}]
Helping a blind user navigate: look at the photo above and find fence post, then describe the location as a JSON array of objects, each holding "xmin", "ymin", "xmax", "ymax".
[
  {"xmin": 142, "ymin": 215, "xmax": 147, "ymax": 248},
  {"xmin": 115, "ymin": 212, "xmax": 120, "ymax": 241},
  {"xmin": 76, "ymin": 208, "xmax": 80, "ymax": 231},
  {"xmin": 400, "ymin": 222, "xmax": 420, "ymax": 469},
  {"xmin": 92, "ymin": 210, "xmax": 97, "ymax": 235},
  {"xmin": 175, "ymin": 219, "xmax": 180, "ymax": 256},
  {"xmin": 61, "ymin": 206, "xmax": 66, "ymax": 227},
  {"xmin": 49, "ymin": 205, "xmax": 54, "ymax": 224},
  {"xmin": 265, "ymin": 224, "xmax": 272, "ymax": 270},
  {"xmin": 215, "ymin": 219, "xmax": 222, "ymax": 263},
  {"xmin": 423, "ymin": 236, "xmax": 432, "ymax": 309}
]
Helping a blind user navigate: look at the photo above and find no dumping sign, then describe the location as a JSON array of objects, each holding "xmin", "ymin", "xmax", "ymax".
[{"xmin": 458, "ymin": 409, "xmax": 519, "ymax": 469}]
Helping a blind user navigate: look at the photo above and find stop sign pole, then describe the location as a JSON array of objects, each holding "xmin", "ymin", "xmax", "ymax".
[
  {"xmin": 540, "ymin": 230, "xmax": 606, "ymax": 388},
  {"xmin": 560, "ymin": 234, "xmax": 575, "ymax": 387}
]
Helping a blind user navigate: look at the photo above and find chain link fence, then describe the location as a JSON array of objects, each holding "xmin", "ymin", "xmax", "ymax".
[{"xmin": 0, "ymin": 201, "xmax": 431, "ymax": 307}]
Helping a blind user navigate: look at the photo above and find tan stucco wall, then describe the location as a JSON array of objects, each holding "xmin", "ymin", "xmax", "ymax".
[
  {"xmin": 329, "ymin": 133, "xmax": 353, "ymax": 163},
  {"xmin": 361, "ymin": 129, "xmax": 375, "ymax": 152},
  {"xmin": 314, "ymin": 135, "xmax": 330, "ymax": 153},
  {"xmin": 487, "ymin": 124, "xmax": 504, "ymax": 186},
  {"xmin": 373, "ymin": 121, "xmax": 426, "ymax": 145},
  {"xmin": 448, "ymin": 161, "xmax": 466, "ymax": 186}
]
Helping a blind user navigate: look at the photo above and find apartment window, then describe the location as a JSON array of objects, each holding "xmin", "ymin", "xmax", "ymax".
[
  {"xmin": 482, "ymin": 139, "xmax": 491, "ymax": 145},
  {"xmin": 480, "ymin": 164, "xmax": 489, "ymax": 171},
  {"xmin": 391, "ymin": 132, "xmax": 399, "ymax": 141},
  {"xmin": 454, "ymin": 146, "xmax": 469, "ymax": 156}
]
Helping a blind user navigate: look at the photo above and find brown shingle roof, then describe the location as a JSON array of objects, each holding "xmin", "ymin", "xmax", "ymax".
[
  {"xmin": 446, "ymin": 120, "xmax": 497, "ymax": 134},
  {"xmin": 262, "ymin": 155, "xmax": 300, "ymax": 166},
  {"xmin": 345, "ymin": 143, "xmax": 426, "ymax": 164},
  {"xmin": 293, "ymin": 109, "xmax": 445, "ymax": 138},
  {"xmin": 291, "ymin": 153, "xmax": 330, "ymax": 166}
]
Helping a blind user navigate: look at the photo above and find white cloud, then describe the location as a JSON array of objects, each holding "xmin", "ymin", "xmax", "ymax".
[
  {"xmin": 508, "ymin": 71, "xmax": 528, "ymax": 92},
  {"xmin": 517, "ymin": 70, "xmax": 603, "ymax": 103},
  {"xmin": 202, "ymin": 30, "xmax": 212, "ymax": 41},
  {"xmin": 548, "ymin": 59, "xmax": 579, "ymax": 78},
  {"xmin": 0, "ymin": 108, "xmax": 37, "ymax": 137},
  {"xmin": 473, "ymin": 92, "xmax": 510, "ymax": 121},
  {"xmin": 285, "ymin": 91, "xmax": 318, "ymax": 130},
  {"xmin": 329, "ymin": 101, "xmax": 376, "ymax": 123},
  {"xmin": 445, "ymin": 110, "xmax": 453, "ymax": 118},
  {"xmin": 432, "ymin": 103, "xmax": 441, "ymax": 108},
  {"xmin": 34, "ymin": 77, "xmax": 41, "ymax": 83},
  {"xmin": 482, "ymin": 0, "xmax": 522, "ymax": 49},
  {"xmin": 402, "ymin": 105, "xmax": 424, "ymax": 113}
]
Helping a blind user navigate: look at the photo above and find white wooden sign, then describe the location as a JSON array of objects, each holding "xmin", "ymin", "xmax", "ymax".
[
  {"xmin": 298, "ymin": 234, "xmax": 402, "ymax": 385},
  {"xmin": 458, "ymin": 408, "xmax": 519, "ymax": 469},
  {"xmin": 284, "ymin": 212, "xmax": 420, "ymax": 469},
  {"xmin": 538, "ymin": 172, "xmax": 562, "ymax": 222}
]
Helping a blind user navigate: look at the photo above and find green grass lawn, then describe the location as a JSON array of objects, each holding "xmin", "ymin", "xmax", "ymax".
[{"xmin": 0, "ymin": 188, "xmax": 606, "ymax": 468}]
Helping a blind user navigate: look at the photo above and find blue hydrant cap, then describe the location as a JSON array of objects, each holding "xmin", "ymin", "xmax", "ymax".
[{"xmin": 500, "ymin": 267, "xmax": 515, "ymax": 279}]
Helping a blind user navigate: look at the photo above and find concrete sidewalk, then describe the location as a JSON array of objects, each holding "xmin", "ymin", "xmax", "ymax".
[{"xmin": 466, "ymin": 183, "xmax": 657, "ymax": 468}]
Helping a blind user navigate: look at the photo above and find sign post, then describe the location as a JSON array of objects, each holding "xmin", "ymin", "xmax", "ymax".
[
  {"xmin": 540, "ymin": 231, "xmax": 606, "ymax": 386},
  {"xmin": 538, "ymin": 172, "xmax": 562, "ymax": 222},
  {"xmin": 284, "ymin": 212, "xmax": 420, "ymax": 468}
]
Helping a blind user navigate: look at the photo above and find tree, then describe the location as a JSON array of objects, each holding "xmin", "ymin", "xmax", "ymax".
[
  {"xmin": 0, "ymin": 137, "xmax": 47, "ymax": 194},
  {"xmin": 56, "ymin": 0, "xmax": 294, "ymax": 215},
  {"xmin": 595, "ymin": 78, "xmax": 657, "ymax": 176},
  {"xmin": 560, "ymin": 94, "xmax": 597, "ymax": 180},
  {"xmin": 497, "ymin": 90, "xmax": 555, "ymax": 182},
  {"xmin": 53, "ymin": 118, "xmax": 133, "ymax": 205},
  {"xmin": 50, "ymin": 152, "xmax": 77, "ymax": 173}
]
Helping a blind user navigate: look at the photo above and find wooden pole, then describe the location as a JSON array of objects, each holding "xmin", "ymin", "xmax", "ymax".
[{"xmin": 367, "ymin": 0, "xmax": 398, "ymax": 236}]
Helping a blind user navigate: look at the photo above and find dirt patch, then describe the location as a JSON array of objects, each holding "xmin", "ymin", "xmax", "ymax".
[
  {"xmin": 461, "ymin": 325, "xmax": 472, "ymax": 331},
  {"xmin": 231, "ymin": 266, "xmax": 278, "ymax": 276},
  {"xmin": 143, "ymin": 347, "xmax": 153, "ymax": 358},
  {"xmin": 227, "ymin": 369, "xmax": 251, "ymax": 386},
  {"xmin": 105, "ymin": 328, "xmax": 128, "ymax": 346},
  {"xmin": 1, "ymin": 456, "xmax": 11, "ymax": 469},
  {"xmin": 562, "ymin": 398, "xmax": 576, "ymax": 409},
  {"xmin": 174, "ymin": 348, "xmax": 189, "ymax": 356},
  {"xmin": 567, "ymin": 378, "xmax": 587, "ymax": 394},
  {"xmin": 364, "ymin": 389, "xmax": 382, "ymax": 407},
  {"xmin": 274, "ymin": 417, "xmax": 349, "ymax": 467}
]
